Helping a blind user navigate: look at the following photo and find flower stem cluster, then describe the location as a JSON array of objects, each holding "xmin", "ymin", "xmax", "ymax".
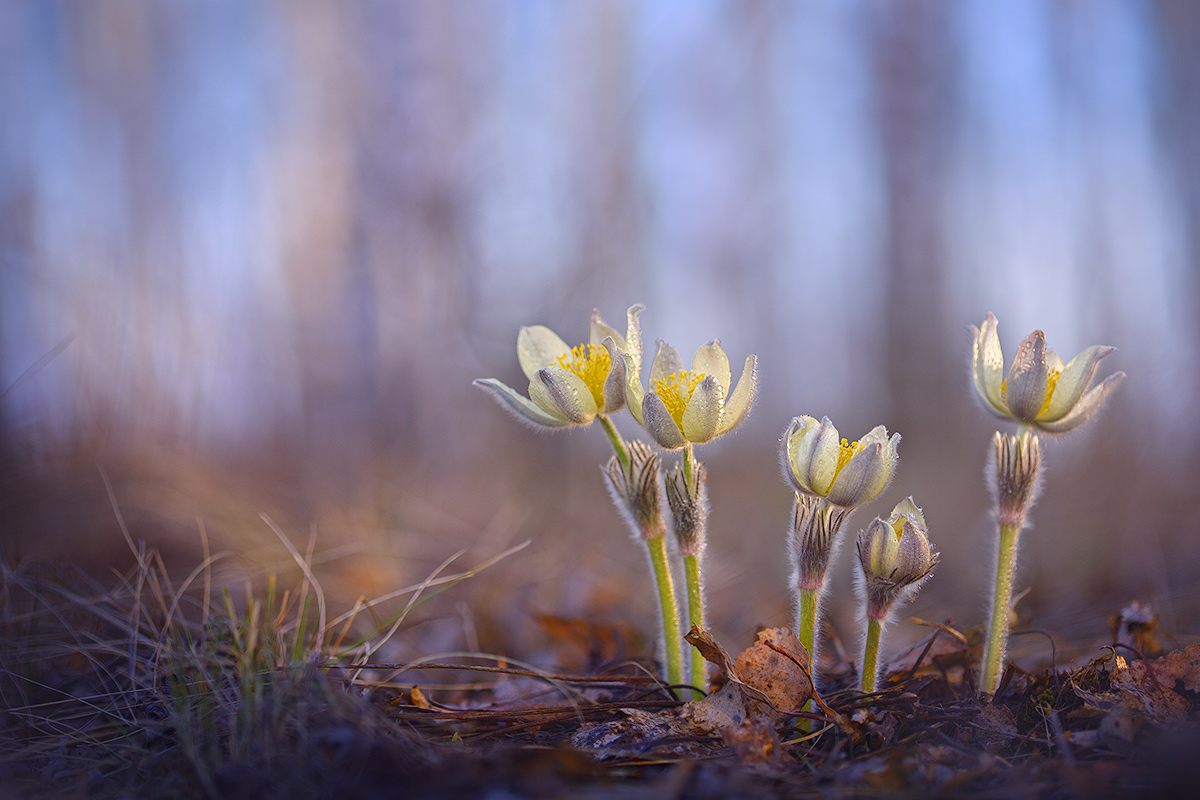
[{"xmin": 474, "ymin": 305, "xmax": 757, "ymax": 698}]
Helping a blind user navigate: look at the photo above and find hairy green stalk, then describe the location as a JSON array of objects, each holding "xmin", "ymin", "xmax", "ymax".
[
  {"xmin": 598, "ymin": 414, "xmax": 630, "ymax": 476},
  {"xmin": 647, "ymin": 535, "xmax": 684, "ymax": 697},
  {"xmin": 860, "ymin": 616, "xmax": 883, "ymax": 693},
  {"xmin": 680, "ymin": 443, "xmax": 708, "ymax": 697},
  {"xmin": 981, "ymin": 521, "xmax": 1020, "ymax": 695}
]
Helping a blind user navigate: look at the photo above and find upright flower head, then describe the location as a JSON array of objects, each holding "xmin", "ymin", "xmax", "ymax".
[
  {"xmin": 622, "ymin": 339, "xmax": 757, "ymax": 450},
  {"xmin": 970, "ymin": 312, "xmax": 1125, "ymax": 434},
  {"xmin": 474, "ymin": 305, "xmax": 643, "ymax": 429},
  {"xmin": 856, "ymin": 497, "xmax": 937, "ymax": 620},
  {"xmin": 782, "ymin": 416, "xmax": 900, "ymax": 509}
]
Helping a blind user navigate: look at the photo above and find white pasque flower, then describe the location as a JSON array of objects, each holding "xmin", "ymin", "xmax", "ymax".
[
  {"xmin": 971, "ymin": 312, "xmax": 1124, "ymax": 434},
  {"xmin": 474, "ymin": 305, "xmax": 643, "ymax": 428},
  {"xmin": 856, "ymin": 497, "xmax": 937, "ymax": 619},
  {"xmin": 782, "ymin": 416, "xmax": 900, "ymax": 509},
  {"xmin": 621, "ymin": 339, "xmax": 757, "ymax": 450}
]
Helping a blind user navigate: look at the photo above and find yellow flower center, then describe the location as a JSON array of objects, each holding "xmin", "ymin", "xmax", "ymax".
[
  {"xmin": 1000, "ymin": 369, "xmax": 1062, "ymax": 416},
  {"xmin": 652, "ymin": 371, "xmax": 706, "ymax": 428},
  {"xmin": 834, "ymin": 438, "xmax": 862, "ymax": 477},
  {"xmin": 555, "ymin": 344, "xmax": 611, "ymax": 408}
]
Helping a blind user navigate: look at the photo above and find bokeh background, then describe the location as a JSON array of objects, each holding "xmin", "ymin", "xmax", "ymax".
[{"xmin": 3, "ymin": 0, "xmax": 1199, "ymax": 668}]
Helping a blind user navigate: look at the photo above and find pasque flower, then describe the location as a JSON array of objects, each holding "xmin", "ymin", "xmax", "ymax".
[
  {"xmin": 782, "ymin": 416, "xmax": 900, "ymax": 509},
  {"xmin": 474, "ymin": 305, "xmax": 643, "ymax": 428},
  {"xmin": 970, "ymin": 312, "xmax": 1124, "ymax": 434},
  {"xmin": 855, "ymin": 498, "xmax": 936, "ymax": 693},
  {"xmin": 622, "ymin": 339, "xmax": 757, "ymax": 450}
]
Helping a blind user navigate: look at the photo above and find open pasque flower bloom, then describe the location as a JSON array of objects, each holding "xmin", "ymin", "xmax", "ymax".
[
  {"xmin": 782, "ymin": 416, "xmax": 900, "ymax": 508},
  {"xmin": 474, "ymin": 305, "xmax": 643, "ymax": 428},
  {"xmin": 856, "ymin": 497, "xmax": 936, "ymax": 619},
  {"xmin": 622, "ymin": 339, "xmax": 757, "ymax": 450},
  {"xmin": 971, "ymin": 312, "xmax": 1124, "ymax": 434}
]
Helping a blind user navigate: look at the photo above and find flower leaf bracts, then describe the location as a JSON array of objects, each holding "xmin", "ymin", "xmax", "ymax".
[{"xmin": 474, "ymin": 305, "xmax": 644, "ymax": 429}]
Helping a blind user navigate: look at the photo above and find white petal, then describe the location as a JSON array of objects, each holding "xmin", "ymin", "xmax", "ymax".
[
  {"xmin": 649, "ymin": 340, "xmax": 685, "ymax": 384},
  {"xmin": 681, "ymin": 375, "xmax": 723, "ymax": 443},
  {"xmin": 716, "ymin": 355, "xmax": 757, "ymax": 435},
  {"xmin": 473, "ymin": 378, "xmax": 572, "ymax": 428},
  {"xmin": 529, "ymin": 366, "xmax": 597, "ymax": 424},
  {"xmin": 828, "ymin": 442, "xmax": 886, "ymax": 507},
  {"xmin": 1040, "ymin": 345, "xmax": 1116, "ymax": 422},
  {"xmin": 972, "ymin": 314, "xmax": 1007, "ymax": 415},
  {"xmin": 625, "ymin": 304, "xmax": 645, "ymax": 374},
  {"xmin": 620, "ymin": 350, "xmax": 646, "ymax": 425},
  {"xmin": 589, "ymin": 309, "xmax": 624, "ymax": 351},
  {"xmin": 691, "ymin": 340, "xmax": 731, "ymax": 392},
  {"xmin": 600, "ymin": 336, "xmax": 627, "ymax": 413},
  {"xmin": 642, "ymin": 392, "xmax": 688, "ymax": 449},
  {"xmin": 1037, "ymin": 371, "xmax": 1125, "ymax": 434},
  {"xmin": 795, "ymin": 416, "xmax": 840, "ymax": 496},
  {"xmin": 892, "ymin": 496, "xmax": 924, "ymax": 529},
  {"xmin": 1005, "ymin": 330, "xmax": 1049, "ymax": 421},
  {"xmin": 518, "ymin": 325, "xmax": 571, "ymax": 380}
]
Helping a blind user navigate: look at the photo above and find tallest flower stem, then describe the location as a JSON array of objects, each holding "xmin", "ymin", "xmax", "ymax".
[{"xmin": 981, "ymin": 521, "xmax": 1020, "ymax": 695}]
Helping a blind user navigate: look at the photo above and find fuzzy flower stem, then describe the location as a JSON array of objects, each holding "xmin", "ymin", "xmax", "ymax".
[
  {"xmin": 860, "ymin": 617, "xmax": 883, "ymax": 694},
  {"xmin": 647, "ymin": 535, "xmax": 684, "ymax": 698},
  {"xmin": 680, "ymin": 443, "xmax": 708, "ymax": 698},
  {"xmin": 797, "ymin": 587, "xmax": 819, "ymax": 674},
  {"xmin": 598, "ymin": 414, "xmax": 630, "ymax": 477},
  {"xmin": 982, "ymin": 520, "xmax": 1020, "ymax": 696}
]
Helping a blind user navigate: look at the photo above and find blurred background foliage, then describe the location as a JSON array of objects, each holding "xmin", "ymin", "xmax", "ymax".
[{"xmin": 2, "ymin": 0, "xmax": 1198, "ymax": 667}]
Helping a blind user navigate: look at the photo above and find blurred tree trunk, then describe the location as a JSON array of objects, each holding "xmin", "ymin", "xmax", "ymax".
[{"xmin": 871, "ymin": 0, "xmax": 959, "ymax": 442}]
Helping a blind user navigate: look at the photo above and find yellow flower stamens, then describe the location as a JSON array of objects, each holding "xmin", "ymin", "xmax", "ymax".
[
  {"xmin": 556, "ymin": 344, "xmax": 611, "ymax": 408},
  {"xmin": 652, "ymin": 371, "xmax": 706, "ymax": 428},
  {"xmin": 835, "ymin": 438, "xmax": 862, "ymax": 476}
]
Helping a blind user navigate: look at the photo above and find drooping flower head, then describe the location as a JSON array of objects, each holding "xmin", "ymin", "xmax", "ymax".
[
  {"xmin": 782, "ymin": 416, "xmax": 900, "ymax": 509},
  {"xmin": 474, "ymin": 305, "xmax": 643, "ymax": 429},
  {"xmin": 856, "ymin": 498, "xmax": 936, "ymax": 619},
  {"xmin": 970, "ymin": 312, "xmax": 1124, "ymax": 434},
  {"xmin": 621, "ymin": 339, "xmax": 757, "ymax": 450}
]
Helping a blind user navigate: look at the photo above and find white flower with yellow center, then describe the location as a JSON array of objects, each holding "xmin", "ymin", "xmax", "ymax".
[
  {"xmin": 474, "ymin": 305, "xmax": 643, "ymax": 428},
  {"xmin": 971, "ymin": 312, "xmax": 1125, "ymax": 434},
  {"xmin": 782, "ymin": 416, "xmax": 900, "ymax": 509},
  {"xmin": 621, "ymin": 339, "xmax": 757, "ymax": 450},
  {"xmin": 856, "ymin": 497, "xmax": 936, "ymax": 620}
]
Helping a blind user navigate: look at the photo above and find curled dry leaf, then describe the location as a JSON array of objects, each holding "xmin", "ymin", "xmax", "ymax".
[{"xmin": 1109, "ymin": 654, "xmax": 1191, "ymax": 727}]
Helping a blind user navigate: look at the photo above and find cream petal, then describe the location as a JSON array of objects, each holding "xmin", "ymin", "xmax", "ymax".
[
  {"xmin": 472, "ymin": 378, "xmax": 572, "ymax": 429},
  {"xmin": 649, "ymin": 340, "xmax": 685, "ymax": 384},
  {"xmin": 642, "ymin": 391, "xmax": 688, "ymax": 449},
  {"xmin": 972, "ymin": 314, "xmax": 1007, "ymax": 415},
  {"xmin": 892, "ymin": 496, "xmax": 924, "ymax": 529},
  {"xmin": 1039, "ymin": 345, "xmax": 1116, "ymax": 422},
  {"xmin": 682, "ymin": 375, "xmax": 723, "ymax": 443},
  {"xmin": 1006, "ymin": 330, "xmax": 1050, "ymax": 421},
  {"xmin": 620, "ymin": 350, "xmax": 646, "ymax": 425},
  {"xmin": 691, "ymin": 340, "xmax": 732, "ymax": 392},
  {"xmin": 624, "ymin": 304, "xmax": 645, "ymax": 374},
  {"xmin": 529, "ymin": 366, "xmax": 597, "ymax": 424},
  {"xmin": 795, "ymin": 416, "xmax": 841, "ymax": 496},
  {"xmin": 827, "ymin": 441, "xmax": 886, "ymax": 507},
  {"xmin": 589, "ymin": 310, "xmax": 624, "ymax": 351},
  {"xmin": 1047, "ymin": 349, "xmax": 1065, "ymax": 373},
  {"xmin": 781, "ymin": 416, "xmax": 817, "ymax": 492},
  {"xmin": 1037, "ymin": 371, "xmax": 1125, "ymax": 434},
  {"xmin": 716, "ymin": 355, "xmax": 757, "ymax": 435},
  {"xmin": 600, "ymin": 336, "xmax": 627, "ymax": 413},
  {"xmin": 517, "ymin": 325, "xmax": 572, "ymax": 380}
]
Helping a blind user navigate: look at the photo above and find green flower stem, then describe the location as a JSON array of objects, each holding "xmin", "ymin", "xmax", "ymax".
[
  {"xmin": 680, "ymin": 443, "xmax": 708, "ymax": 698},
  {"xmin": 597, "ymin": 414, "xmax": 630, "ymax": 476},
  {"xmin": 647, "ymin": 535, "xmax": 684, "ymax": 698},
  {"xmin": 860, "ymin": 616, "xmax": 883, "ymax": 693},
  {"xmin": 683, "ymin": 552, "xmax": 706, "ymax": 698},
  {"xmin": 982, "ymin": 520, "xmax": 1020, "ymax": 695},
  {"xmin": 797, "ymin": 587, "xmax": 818, "ymax": 670}
]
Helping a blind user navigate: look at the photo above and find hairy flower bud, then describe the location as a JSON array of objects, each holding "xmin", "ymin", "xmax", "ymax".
[
  {"xmin": 602, "ymin": 440, "xmax": 666, "ymax": 541},
  {"xmin": 989, "ymin": 431, "xmax": 1041, "ymax": 528},
  {"xmin": 856, "ymin": 498, "xmax": 937, "ymax": 620},
  {"xmin": 665, "ymin": 461, "xmax": 709, "ymax": 557},
  {"xmin": 788, "ymin": 492, "xmax": 851, "ymax": 593}
]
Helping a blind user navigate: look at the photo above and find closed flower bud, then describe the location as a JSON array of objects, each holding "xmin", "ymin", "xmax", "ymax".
[
  {"xmin": 856, "ymin": 498, "xmax": 937, "ymax": 620},
  {"xmin": 602, "ymin": 440, "xmax": 666, "ymax": 541},
  {"xmin": 665, "ymin": 461, "xmax": 709, "ymax": 557},
  {"xmin": 989, "ymin": 431, "xmax": 1041, "ymax": 528}
]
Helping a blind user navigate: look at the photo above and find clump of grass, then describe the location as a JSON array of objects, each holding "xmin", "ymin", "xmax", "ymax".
[{"xmin": 0, "ymin": 513, "xmax": 525, "ymax": 798}]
